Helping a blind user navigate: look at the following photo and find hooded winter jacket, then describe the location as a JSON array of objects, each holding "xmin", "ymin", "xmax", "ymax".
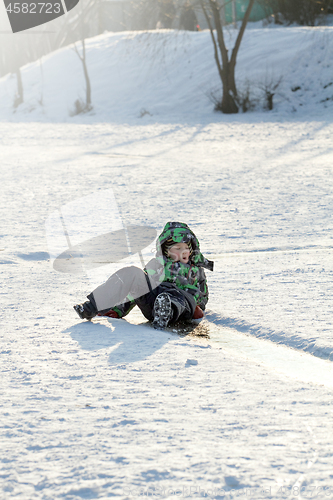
[{"xmin": 145, "ymin": 221, "xmax": 214, "ymax": 311}]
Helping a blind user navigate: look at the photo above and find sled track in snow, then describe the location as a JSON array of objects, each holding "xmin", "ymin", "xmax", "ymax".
[
  {"xmin": 205, "ymin": 311, "xmax": 333, "ymax": 388},
  {"xmin": 205, "ymin": 311, "xmax": 333, "ymax": 362},
  {"xmin": 207, "ymin": 244, "xmax": 333, "ymax": 259},
  {"xmin": 120, "ymin": 309, "xmax": 333, "ymax": 388}
]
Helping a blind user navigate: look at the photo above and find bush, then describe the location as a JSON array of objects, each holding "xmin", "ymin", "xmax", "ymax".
[{"xmin": 69, "ymin": 98, "xmax": 92, "ymax": 117}]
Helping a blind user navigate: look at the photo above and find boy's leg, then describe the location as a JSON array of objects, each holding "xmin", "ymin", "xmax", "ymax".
[
  {"xmin": 152, "ymin": 293, "xmax": 173, "ymax": 329},
  {"xmin": 90, "ymin": 266, "xmax": 151, "ymax": 313},
  {"xmin": 135, "ymin": 286, "xmax": 193, "ymax": 324},
  {"xmin": 74, "ymin": 266, "xmax": 151, "ymax": 320},
  {"xmin": 165, "ymin": 288, "xmax": 193, "ymax": 322},
  {"xmin": 74, "ymin": 267, "xmax": 194, "ymax": 327}
]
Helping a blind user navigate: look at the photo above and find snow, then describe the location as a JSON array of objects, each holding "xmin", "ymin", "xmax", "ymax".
[
  {"xmin": 1, "ymin": 25, "xmax": 333, "ymax": 121},
  {"xmin": 1, "ymin": 21, "xmax": 333, "ymax": 500}
]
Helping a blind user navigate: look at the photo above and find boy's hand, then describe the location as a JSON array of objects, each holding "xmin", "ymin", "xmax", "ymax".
[{"xmin": 193, "ymin": 305, "xmax": 204, "ymax": 319}]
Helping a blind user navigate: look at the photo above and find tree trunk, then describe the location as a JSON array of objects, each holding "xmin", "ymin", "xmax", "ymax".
[
  {"xmin": 221, "ymin": 62, "xmax": 238, "ymax": 114},
  {"xmin": 15, "ymin": 68, "xmax": 23, "ymax": 107},
  {"xmin": 81, "ymin": 40, "xmax": 91, "ymax": 107},
  {"xmin": 98, "ymin": 0, "xmax": 104, "ymax": 34},
  {"xmin": 83, "ymin": 58, "xmax": 91, "ymax": 107}
]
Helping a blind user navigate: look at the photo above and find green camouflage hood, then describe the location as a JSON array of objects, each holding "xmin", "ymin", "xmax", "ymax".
[{"xmin": 156, "ymin": 222, "xmax": 214, "ymax": 271}]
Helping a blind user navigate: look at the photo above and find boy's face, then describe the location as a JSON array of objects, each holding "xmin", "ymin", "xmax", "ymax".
[{"xmin": 167, "ymin": 242, "xmax": 190, "ymax": 264}]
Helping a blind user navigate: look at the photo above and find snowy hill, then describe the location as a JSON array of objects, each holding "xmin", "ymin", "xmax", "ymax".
[{"xmin": 1, "ymin": 25, "xmax": 333, "ymax": 121}]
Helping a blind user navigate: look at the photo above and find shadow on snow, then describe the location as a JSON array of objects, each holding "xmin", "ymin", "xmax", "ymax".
[{"xmin": 64, "ymin": 318, "xmax": 170, "ymax": 366}]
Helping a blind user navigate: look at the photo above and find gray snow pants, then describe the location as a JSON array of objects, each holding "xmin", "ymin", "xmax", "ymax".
[{"xmin": 88, "ymin": 266, "xmax": 194, "ymax": 322}]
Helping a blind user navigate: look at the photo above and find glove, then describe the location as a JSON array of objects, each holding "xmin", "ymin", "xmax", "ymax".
[
  {"xmin": 98, "ymin": 309, "xmax": 119, "ymax": 318},
  {"xmin": 193, "ymin": 305, "xmax": 204, "ymax": 319}
]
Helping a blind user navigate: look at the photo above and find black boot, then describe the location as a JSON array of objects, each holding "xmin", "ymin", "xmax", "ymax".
[
  {"xmin": 152, "ymin": 293, "xmax": 173, "ymax": 330},
  {"xmin": 73, "ymin": 301, "xmax": 97, "ymax": 320}
]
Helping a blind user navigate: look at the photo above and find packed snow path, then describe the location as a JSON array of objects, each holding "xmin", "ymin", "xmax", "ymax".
[{"xmin": 1, "ymin": 119, "xmax": 333, "ymax": 498}]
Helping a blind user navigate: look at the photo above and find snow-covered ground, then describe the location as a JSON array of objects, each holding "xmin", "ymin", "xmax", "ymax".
[{"xmin": 1, "ymin": 23, "xmax": 333, "ymax": 500}]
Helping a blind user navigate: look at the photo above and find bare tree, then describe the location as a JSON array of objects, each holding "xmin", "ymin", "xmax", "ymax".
[
  {"xmin": 14, "ymin": 68, "xmax": 24, "ymax": 107},
  {"xmin": 200, "ymin": 0, "xmax": 255, "ymax": 113},
  {"xmin": 72, "ymin": 0, "xmax": 93, "ymax": 113},
  {"xmin": 73, "ymin": 39, "xmax": 92, "ymax": 112},
  {"xmin": 13, "ymin": 39, "xmax": 26, "ymax": 108}
]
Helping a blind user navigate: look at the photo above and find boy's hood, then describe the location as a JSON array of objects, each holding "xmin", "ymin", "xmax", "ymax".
[{"xmin": 156, "ymin": 221, "xmax": 214, "ymax": 271}]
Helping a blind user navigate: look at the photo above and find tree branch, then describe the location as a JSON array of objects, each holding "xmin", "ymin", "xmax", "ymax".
[
  {"xmin": 209, "ymin": 0, "xmax": 228, "ymax": 71},
  {"xmin": 200, "ymin": 0, "xmax": 223, "ymax": 80},
  {"xmin": 230, "ymin": 0, "xmax": 255, "ymax": 68},
  {"xmin": 73, "ymin": 42, "xmax": 83, "ymax": 62}
]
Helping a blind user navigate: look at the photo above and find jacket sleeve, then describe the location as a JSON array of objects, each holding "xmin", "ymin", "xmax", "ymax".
[
  {"xmin": 197, "ymin": 267, "xmax": 209, "ymax": 310},
  {"xmin": 144, "ymin": 257, "xmax": 165, "ymax": 287}
]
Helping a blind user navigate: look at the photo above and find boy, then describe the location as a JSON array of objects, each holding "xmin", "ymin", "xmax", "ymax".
[{"xmin": 74, "ymin": 221, "xmax": 214, "ymax": 329}]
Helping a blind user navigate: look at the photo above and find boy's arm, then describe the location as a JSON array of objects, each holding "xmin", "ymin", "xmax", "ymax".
[
  {"xmin": 111, "ymin": 301, "xmax": 136, "ymax": 318},
  {"xmin": 197, "ymin": 268, "xmax": 209, "ymax": 310},
  {"xmin": 144, "ymin": 257, "xmax": 163, "ymax": 272},
  {"xmin": 144, "ymin": 257, "xmax": 165, "ymax": 285},
  {"xmin": 97, "ymin": 300, "xmax": 136, "ymax": 319}
]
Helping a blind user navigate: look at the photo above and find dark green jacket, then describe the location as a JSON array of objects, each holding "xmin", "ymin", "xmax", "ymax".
[
  {"xmin": 145, "ymin": 255, "xmax": 209, "ymax": 310},
  {"xmin": 148, "ymin": 221, "xmax": 213, "ymax": 309}
]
